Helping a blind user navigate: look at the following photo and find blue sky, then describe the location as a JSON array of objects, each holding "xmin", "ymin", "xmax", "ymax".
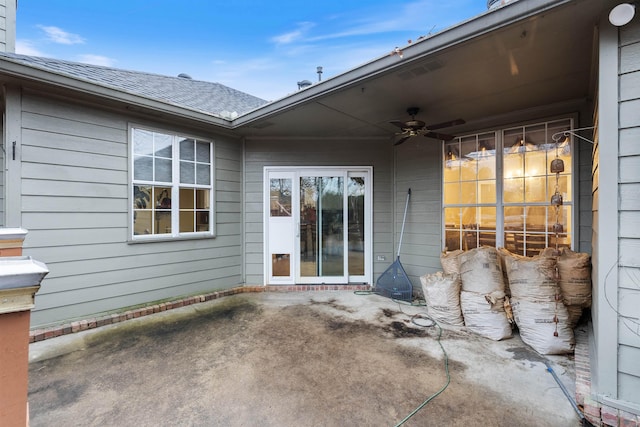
[{"xmin": 16, "ymin": 1, "xmax": 487, "ymax": 101}]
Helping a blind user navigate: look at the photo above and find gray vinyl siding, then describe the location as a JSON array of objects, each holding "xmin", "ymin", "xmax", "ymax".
[
  {"xmin": 0, "ymin": 0, "xmax": 15, "ymax": 53},
  {"xmin": 18, "ymin": 91, "xmax": 243, "ymax": 328},
  {"xmin": 243, "ymin": 138, "xmax": 392, "ymax": 285},
  {"xmin": 617, "ymin": 21, "xmax": 640, "ymax": 404},
  {"xmin": 395, "ymin": 138, "xmax": 442, "ymax": 293}
]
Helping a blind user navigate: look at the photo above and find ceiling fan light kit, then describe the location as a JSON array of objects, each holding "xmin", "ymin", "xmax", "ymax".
[{"xmin": 391, "ymin": 107, "xmax": 465, "ymax": 146}]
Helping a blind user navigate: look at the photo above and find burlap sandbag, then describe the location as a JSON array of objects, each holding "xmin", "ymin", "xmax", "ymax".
[
  {"xmin": 557, "ymin": 249, "xmax": 592, "ymax": 308},
  {"xmin": 497, "ymin": 247, "xmax": 526, "ymax": 297},
  {"xmin": 460, "ymin": 290, "xmax": 512, "ymax": 341},
  {"xmin": 510, "ymin": 297, "xmax": 575, "ymax": 354},
  {"xmin": 459, "ymin": 247, "xmax": 505, "ymax": 294},
  {"xmin": 440, "ymin": 250, "xmax": 463, "ymax": 276},
  {"xmin": 420, "ymin": 272, "xmax": 464, "ymax": 326},
  {"xmin": 503, "ymin": 255, "xmax": 557, "ymax": 302},
  {"xmin": 566, "ymin": 305, "xmax": 583, "ymax": 329}
]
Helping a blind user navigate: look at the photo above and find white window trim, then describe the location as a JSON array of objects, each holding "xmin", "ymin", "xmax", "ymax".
[
  {"xmin": 128, "ymin": 125, "xmax": 215, "ymax": 242},
  {"xmin": 442, "ymin": 117, "xmax": 575, "ymax": 253}
]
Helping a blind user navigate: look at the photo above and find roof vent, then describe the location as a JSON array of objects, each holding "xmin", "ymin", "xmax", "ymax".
[
  {"xmin": 487, "ymin": 0, "xmax": 519, "ymax": 9},
  {"xmin": 177, "ymin": 73, "xmax": 192, "ymax": 79},
  {"xmin": 297, "ymin": 80, "xmax": 312, "ymax": 90}
]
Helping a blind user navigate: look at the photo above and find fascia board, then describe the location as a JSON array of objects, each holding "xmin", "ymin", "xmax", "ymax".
[
  {"xmin": 232, "ymin": 0, "xmax": 575, "ymax": 128},
  {"xmin": 0, "ymin": 60, "xmax": 234, "ymax": 129}
]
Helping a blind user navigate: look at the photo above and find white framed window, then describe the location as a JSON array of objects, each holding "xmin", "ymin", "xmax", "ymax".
[
  {"xmin": 131, "ymin": 127, "xmax": 214, "ymax": 240},
  {"xmin": 443, "ymin": 118, "xmax": 573, "ymax": 256}
]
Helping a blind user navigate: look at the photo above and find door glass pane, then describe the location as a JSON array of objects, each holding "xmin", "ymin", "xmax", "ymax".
[
  {"xmin": 299, "ymin": 176, "xmax": 344, "ymax": 277},
  {"xmin": 348, "ymin": 177, "xmax": 365, "ymax": 276},
  {"xmin": 270, "ymin": 178, "xmax": 292, "ymax": 217}
]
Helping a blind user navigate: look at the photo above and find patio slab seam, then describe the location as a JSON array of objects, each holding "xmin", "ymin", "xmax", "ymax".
[{"xmin": 28, "ymin": 284, "xmax": 371, "ymax": 343}]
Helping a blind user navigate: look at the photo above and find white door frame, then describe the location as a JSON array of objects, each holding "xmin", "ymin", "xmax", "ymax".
[{"xmin": 263, "ymin": 166, "xmax": 373, "ymax": 285}]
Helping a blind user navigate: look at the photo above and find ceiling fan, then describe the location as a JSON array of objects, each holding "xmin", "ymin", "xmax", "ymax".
[{"xmin": 390, "ymin": 107, "xmax": 465, "ymax": 146}]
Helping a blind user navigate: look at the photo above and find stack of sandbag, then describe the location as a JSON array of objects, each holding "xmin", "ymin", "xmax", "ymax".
[
  {"xmin": 457, "ymin": 247, "xmax": 512, "ymax": 341},
  {"xmin": 420, "ymin": 271, "xmax": 464, "ymax": 326},
  {"xmin": 503, "ymin": 253, "xmax": 574, "ymax": 354},
  {"xmin": 556, "ymin": 248, "xmax": 592, "ymax": 328}
]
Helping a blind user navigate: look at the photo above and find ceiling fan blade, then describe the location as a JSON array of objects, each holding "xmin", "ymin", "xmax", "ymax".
[
  {"xmin": 389, "ymin": 120, "xmax": 407, "ymax": 129},
  {"xmin": 425, "ymin": 118, "xmax": 465, "ymax": 130},
  {"xmin": 424, "ymin": 131, "xmax": 456, "ymax": 141},
  {"xmin": 394, "ymin": 135, "xmax": 411, "ymax": 146}
]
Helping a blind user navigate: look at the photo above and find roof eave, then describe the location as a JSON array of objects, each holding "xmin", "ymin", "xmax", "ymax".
[
  {"xmin": 0, "ymin": 60, "xmax": 234, "ymax": 129},
  {"xmin": 232, "ymin": 0, "xmax": 575, "ymax": 128}
]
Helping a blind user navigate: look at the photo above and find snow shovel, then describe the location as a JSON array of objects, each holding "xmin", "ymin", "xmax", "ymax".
[{"xmin": 375, "ymin": 188, "xmax": 413, "ymax": 302}]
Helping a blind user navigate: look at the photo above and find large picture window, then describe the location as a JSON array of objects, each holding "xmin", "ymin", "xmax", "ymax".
[
  {"xmin": 131, "ymin": 128, "xmax": 213, "ymax": 239},
  {"xmin": 443, "ymin": 118, "xmax": 572, "ymax": 256}
]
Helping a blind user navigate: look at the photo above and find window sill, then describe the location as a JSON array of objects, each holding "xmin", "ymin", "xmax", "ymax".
[{"xmin": 128, "ymin": 233, "xmax": 216, "ymax": 244}]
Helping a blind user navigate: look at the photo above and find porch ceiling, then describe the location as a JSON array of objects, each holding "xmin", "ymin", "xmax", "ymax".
[{"xmin": 235, "ymin": 0, "xmax": 605, "ymax": 141}]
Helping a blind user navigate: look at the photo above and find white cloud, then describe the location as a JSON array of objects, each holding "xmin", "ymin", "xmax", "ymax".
[
  {"xmin": 271, "ymin": 21, "xmax": 315, "ymax": 45},
  {"xmin": 37, "ymin": 25, "xmax": 85, "ymax": 45},
  {"xmin": 76, "ymin": 54, "xmax": 116, "ymax": 67},
  {"xmin": 15, "ymin": 40, "xmax": 45, "ymax": 56}
]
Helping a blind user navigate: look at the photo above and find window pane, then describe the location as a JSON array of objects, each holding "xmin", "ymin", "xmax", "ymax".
[
  {"xmin": 478, "ymin": 180, "xmax": 496, "ymax": 203},
  {"xmin": 525, "ymin": 176, "xmax": 546, "ymax": 202},
  {"xmin": 444, "ymin": 145, "xmax": 461, "ymax": 181},
  {"xmin": 444, "ymin": 207, "xmax": 461, "ymax": 227},
  {"xmin": 155, "ymin": 211, "xmax": 171, "ymax": 234},
  {"xmin": 504, "ymin": 178, "xmax": 524, "ymax": 202},
  {"xmin": 133, "ymin": 129, "xmax": 153, "ymax": 155},
  {"xmin": 133, "ymin": 185, "xmax": 151, "ymax": 210},
  {"xmin": 154, "ymin": 187, "xmax": 172, "ymax": 209},
  {"xmin": 179, "ymin": 211, "xmax": 195, "ymax": 232},
  {"xmin": 196, "ymin": 212, "xmax": 209, "ymax": 231},
  {"xmin": 525, "ymin": 149, "xmax": 547, "ymax": 177},
  {"xmin": 196, "ymin": 142, "xmax": 210, "ymax": 163},
  {"xmin": 196, "ymin": 163, "xmax": 210, "ymax": 185},
  {"xmin": 548, "ymin": 205, "xmax": 572, "ymax": 233},
  {"xmin": 180, "ymin": 138, "xmax": 195, "ymax": 161},
  {"xmin": 180, "ymin": 161, "xmax": 195, "ymax": 184},
  {"xmin": 196, "ymin": 189, "xmax": 210, "ymax": 209},
  {"xmin": 504, "ymin": 206, "xmax": 524, "ymax": 231},
  {"xmin": 479, "ymin": 207, "xmax": 496, "ymax": 229},
  {"xmin": 445, "ymin": 230, "xmax": 462, "ymax": 251},
  {"xmin": 133, "ymin": 210, "xmax": 152, "ymax": 235},
  {"xmin": 504, "ymin": 152, "xmax": 524, "ymax": 177},
  {"xmin": 462, "ymin": 207, "xmax": 477, "ymax": 228},
  {"xmin": 155, "ymin": 158, "xmax": 172, "ymax": 182},
  {"xmin": 548, "ymin": 174, "xmax": 572, "ymax": 202},
  {"xmin": 155, "ymin": 133, "xmax": 173, "ymax": 158},
  {"xmin": 460, "ymin": 181, "xmax": 477, "ymax": 204},
  {"xmin": 180, "ymin": 188, "xmax": 194, "ymax": 209},
  {"xmin": 526, "ymin": 206, "xmax": 547, "ymax": 230},
  {"xmin": 444, "ymin": 182, "xmax": 461, "ymax": 205},
  {"xmin": 134, "ymin": 156, "xmax": 153, "ymax": 181}
]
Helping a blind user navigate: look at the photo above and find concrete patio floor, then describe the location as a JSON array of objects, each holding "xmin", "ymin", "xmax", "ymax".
[{"xmin": 28, "ymin": 291, "xmax": 581, "ymax": 426}]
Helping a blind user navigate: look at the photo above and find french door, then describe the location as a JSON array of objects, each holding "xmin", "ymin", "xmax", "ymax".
[{"xmin": 264, "ymin": 167, "xmax": 371, "ymax": 285}]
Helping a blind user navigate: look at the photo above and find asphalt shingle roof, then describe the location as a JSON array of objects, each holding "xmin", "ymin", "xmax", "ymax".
[{"xmin": 0, "ymin": 52, "xmax": 269, "ymax": 118}]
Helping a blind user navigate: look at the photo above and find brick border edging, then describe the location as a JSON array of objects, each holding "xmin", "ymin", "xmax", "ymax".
[
  {"xmin": 29, "ymin": 284, "xmax": 371, "ymax": 343},
  {"xmin": 575, "ymin": 325, "xmax": 640, "ymax": 427}
]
